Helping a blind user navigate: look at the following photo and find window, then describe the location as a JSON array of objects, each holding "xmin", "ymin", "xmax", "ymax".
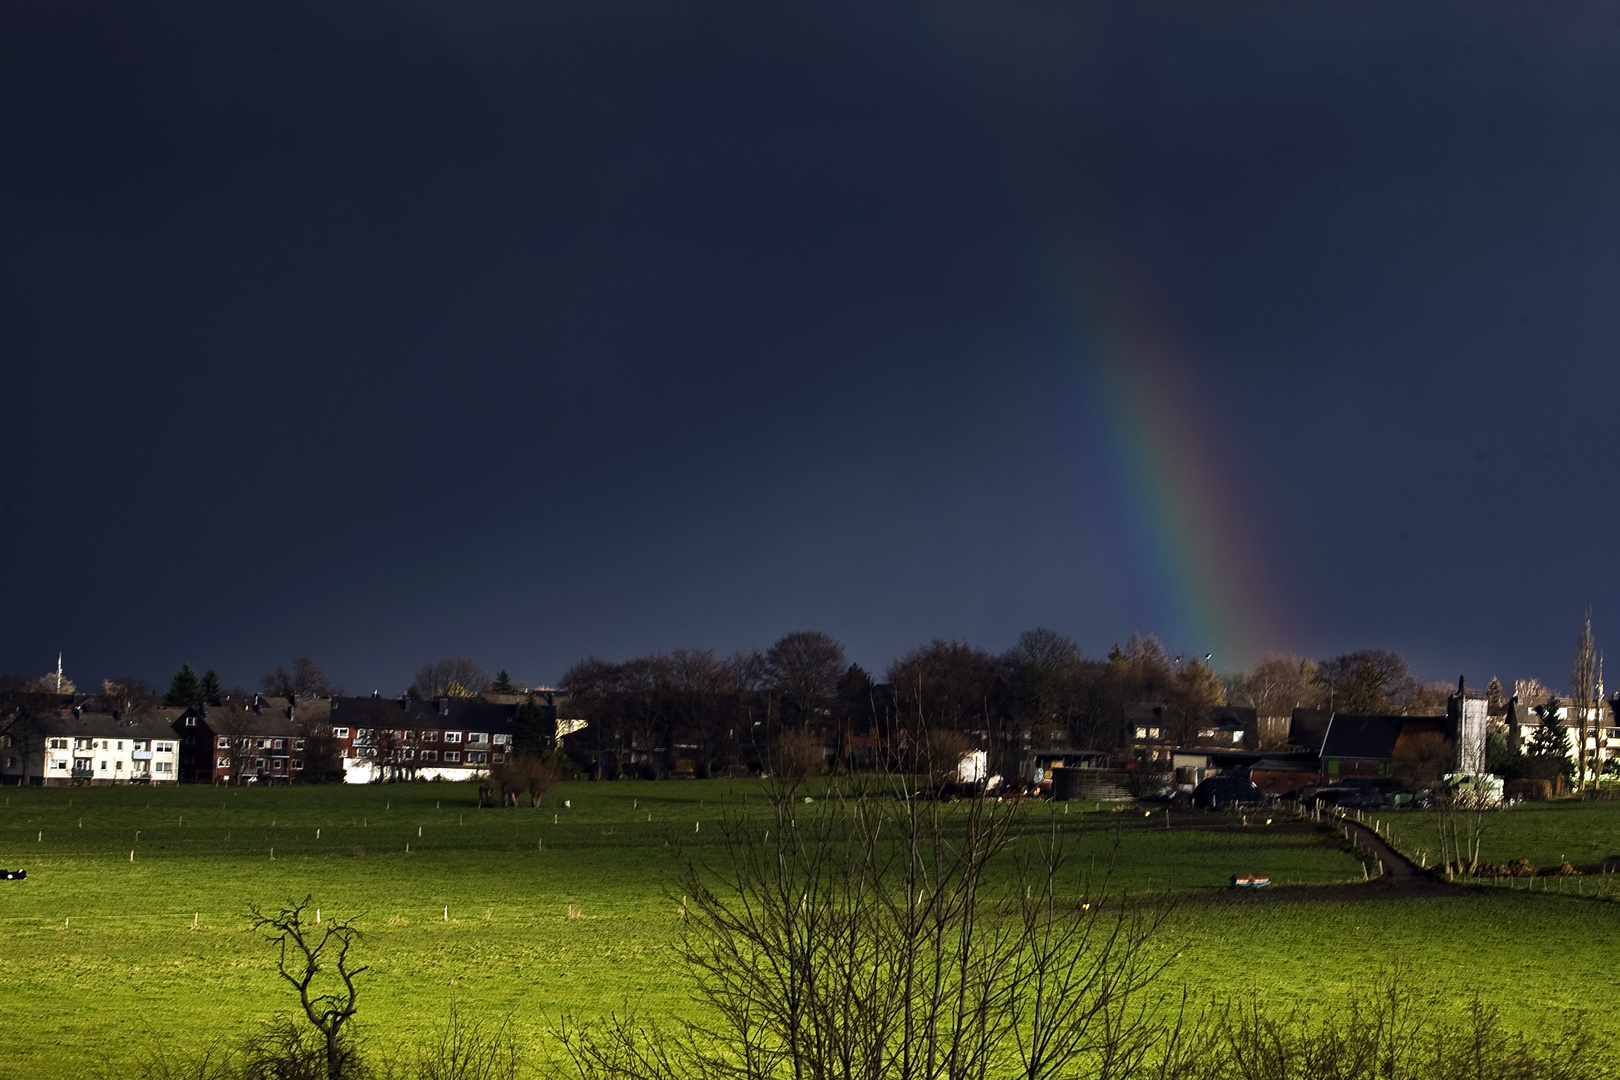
[
  {"xmin": 419, "ymin": 750, "xmax": 438, "ymax": 762},
  {"xmin": 272, "ymin": 759, "xmax": 284, "ymax": 771},
  {"xmin": 157, "ymin": 742, "xmax": 174, "ymax": 753},
  {"xmin": 469, "ymin": 732, "xmax": 488, "ymax": 744},
  {"xmin": 185, "ymin": 716, "xmax": 197, "ymax": 727},
  {"xmin": 156, "ymin": 762, "xmax": 172, "ymax": 773},
  {"xmin": 100, "ymin": 761, "xmax": 108, "ymax": 771},
  {"xmin": 117, "ymin": 741, "xmax": 124, "ymax": 750},
  {"xmin": 292, "ymin": 759, "xmax": 304, "ymax": 771},
  {"xmin": 75, "ymin": 738, "xmax": 92, "ymax": 750},
  {"xmin": 293, "ymin": 739, "xmax": 305, "ymax": 750},
  {"xmin": 273, "ymin": 739, "xmax": 284, "ymax": 750},
  {"xmin": 48, "ymin": 738, "xmax": 67, "ymax": 750},
  {"xmin": 444, "ymin": 731, "xmax": 462, "ymax": 744},
  {"xmin": 466, "ymin": 751, "xmax": 488, "ymax": 764},
  {"xmin": 115, "ymin": 760, "xmax": 124, "ymax": 771},
  {"xmin": 492, "ymin": 733, "xmax": 512, "ymax": 746},
  {"xmin": 255, "ymin": 758, "xmax": 266, "ymax": 770},
  {"xmin": 420, "ymin": 730, "xmax": 438, "ymax": 742},
  {"xmin": 50, "ymin": 760, "xmax": 67, "ymax": 771},
  {"xmin": 334, "ymin": 727, "xmax": 350, "ymax": 739},
  {"xmin": 403, "ymin": 749, "xmax": 415, "ymax": 761},
  {"xmin": 444, "ymin": 751, "xmax": 461, "ymax": 763},
  {"xmin": 217, "ymin": 757, "xmax": 231, "ymax": 768},
  {"xmin": 218, "ymin": 736, "xmax": 231, "ymax": 748},
  {"xmin": 493, "ymin": 753, "xmax": 506, "ymax": 763},
  {"xmin": 257, "ymin": 739, "xmax": 269, "ymax": 750}
]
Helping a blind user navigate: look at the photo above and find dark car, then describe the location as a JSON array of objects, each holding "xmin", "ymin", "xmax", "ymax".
[
  {"xmin": 1312, "ymin": 785, "xmax": 1388, "ymax": 809},
  {"xmin": 1191, "ymin": 774, "xmax": 1265, "ymax": 808}
]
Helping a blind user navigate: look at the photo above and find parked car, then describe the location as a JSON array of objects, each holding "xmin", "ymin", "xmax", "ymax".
[
  {"xmin": 1191, "ymin": 774, "xmax": 1266, "ymax": 808},
  {"xmin": 1312, "ymin": 785, "xmax": 1388, "ymax": 809}
]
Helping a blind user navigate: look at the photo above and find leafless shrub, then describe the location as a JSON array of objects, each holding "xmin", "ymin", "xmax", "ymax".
[
  {"xmin": 560, "ymin": 769, "xmax": 1178, "ymax": 1080},
  {"xmin": 415, "ymin": 1006, "xmax": 521, "ymax": 1080}
]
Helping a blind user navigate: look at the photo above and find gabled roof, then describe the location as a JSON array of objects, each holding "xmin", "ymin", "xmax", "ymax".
[
  {"xmin": 185, "ymin": 701, "xmax": 303, "ymax": 738},
  {"xmin": 1320, "ymin": 714, "xmax": 1407, "ymax": 759},
  {"xmin": 328, "ymin": 696, "xmax": 521, "ymax": 733},
  {"xmin": 1290, "ymin": 708, "xmax": 1333, "ymax": 754},
  {"xmin": 22, "ymin": 710, "xmax": 183, "ymax": 740},
  {"xmin": 1319, "ymin": 714, "xmax": 1448, "ymax": 760}
]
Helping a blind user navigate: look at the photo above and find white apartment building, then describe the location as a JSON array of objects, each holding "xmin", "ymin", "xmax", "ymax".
[{"xmin": 4, "ymin": 711, "xmax": 182, "ymax": 785}]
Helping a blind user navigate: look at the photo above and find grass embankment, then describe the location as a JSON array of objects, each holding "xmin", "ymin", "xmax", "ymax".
[
  {"xmin": 2, "ymin": 782, "xmax": 1618, "ymax": 1077},
  {"xmin": 1343, "ymin": 798, "xmax": 1620, "ymax": 891}
]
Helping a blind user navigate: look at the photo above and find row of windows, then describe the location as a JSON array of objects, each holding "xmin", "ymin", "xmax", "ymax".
[
  {"xmin": 47, "ymin": 738, "xmax": 175, "ymax": 752},
  {"xmin": 216, "ymin": 736, "xmax": 305, "ymax": 751},
  {"xmin": 336, "ymin": 728, "xmax": 510, "ymax": 746},
  {"xmin": 349, "ymin": 749, "xmax": 498, "ymax": 765},
  {"xmin": 215, "ymin": 757, "xmax": 305, "ymax": 771},
  {"xmin": 57, "ymin": 758, "xmax": 174, "ymax": 773}
]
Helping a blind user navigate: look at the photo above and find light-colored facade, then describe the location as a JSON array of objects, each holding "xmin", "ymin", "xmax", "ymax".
[{"xmin": 3, "ymin": 711, "xmax": 181, "ymax": 785}]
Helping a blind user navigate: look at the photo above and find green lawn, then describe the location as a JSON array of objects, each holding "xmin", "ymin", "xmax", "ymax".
[{"xmin": 2, "ymin": 782, "xmax": 1617, "ymax": 1077}]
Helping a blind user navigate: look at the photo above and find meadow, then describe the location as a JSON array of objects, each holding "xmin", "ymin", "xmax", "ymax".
[{"xmin": 3, "ymin": 781, "xmax": 1619, "ymax": 1077}]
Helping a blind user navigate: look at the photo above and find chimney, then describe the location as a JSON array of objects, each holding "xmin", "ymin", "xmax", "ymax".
[{"xmin": 438, "ymin": 697, "xmax": 450, "ymax": 717}]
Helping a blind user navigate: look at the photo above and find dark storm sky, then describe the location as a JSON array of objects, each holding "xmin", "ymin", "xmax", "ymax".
[{"xmin": 3, "ymin": 2, "xmax": 1618, "ymax": 695}]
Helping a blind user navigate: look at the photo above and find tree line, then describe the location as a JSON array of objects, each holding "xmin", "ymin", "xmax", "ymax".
[
  {"xmin": 4, "ymin": 633, "xmax": 1562, "ymax": 785},
  {"xmin": 556, "ymin": 630, "xmax": 1461, "ymax": 780}
]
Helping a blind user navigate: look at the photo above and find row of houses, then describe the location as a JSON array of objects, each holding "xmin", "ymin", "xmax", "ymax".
[
  {"xmin": 1026, "ymin": 681, "xmax": 1620, "ymax": 799},
  {"xmin": 0, "ymin": 691, "xmax": 564, "ymax": 787}
]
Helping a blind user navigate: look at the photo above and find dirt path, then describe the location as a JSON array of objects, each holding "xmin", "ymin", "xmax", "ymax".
[{"xmin": 1198, "ymin": 813, "xmax": 1464, "ymax": 905}]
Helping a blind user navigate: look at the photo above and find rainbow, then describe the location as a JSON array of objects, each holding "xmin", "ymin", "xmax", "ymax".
[{"xmin": 1056, "ymin": 269, "xmax": 1286, "ymax": 668}]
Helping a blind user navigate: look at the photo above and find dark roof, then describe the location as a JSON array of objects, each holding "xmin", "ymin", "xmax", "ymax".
[
  {"xmin": 1290, "ymin": 708, "xmax": 1333, "ymax": 754},
  {"xmin": 194, "ymin": 701, "xmax": 303, "ymax": 738},
  {"xmin": 1319, "ymin": 714, "xmax": 1408, "ymax": 760},
  {"xmin": 25, "ymin": 711, "xmax": 184, "ymax": 740},
  {"xmin": 1207, "ymin": 705, "xmax": 1257, "ymax": 725},
  {"xmin": 1250, "ymin": 757, "xmax": 1321, "ymax": 773},
  {"xmin": 329, "ymin": 696, "xmax": 521, "ymax": 733}
]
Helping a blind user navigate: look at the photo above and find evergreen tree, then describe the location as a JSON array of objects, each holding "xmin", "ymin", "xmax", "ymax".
[
  {"xmin": 1529, "ymin": 710, "xmax": 1572, "ymax": 759},
  {"xmin": 492, "ymin": 670, "xmax": 517, "ymax": 694},
  {"xmin": 514, "ymin": 694, "xmax": 556, "ymax": 757},
  {"xmin": 201, "ymin": 669, "xmax": 222, "ymax": 706},
  {"xmin": 164, "ymin": 664, "xmax": 205, "ymax": 708}
]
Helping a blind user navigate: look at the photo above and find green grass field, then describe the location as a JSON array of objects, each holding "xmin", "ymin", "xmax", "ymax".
[{"xmin": 3, "ymin": 782, "xmax": 1619, "ymax": 1077}]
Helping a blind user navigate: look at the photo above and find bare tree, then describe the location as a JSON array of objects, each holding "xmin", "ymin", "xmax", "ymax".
[
  {"xmin": 261, "ymin": 656, "xmax": 341, "ymax": 699},
  {"xmin": 1232, "ymin": 655, "xmax": 1324, "ymax": 721},
  {"xmin": 1002, "ymin": 629, "xmax": 1084, "ymax": 748},
  {"xmin": 1572, "ymin": 607, "xmax": 1598, "ymax": 791},
  {"xmin": 1314, "ymin": 650, "xmax": 1420, "ymax": 714},
  {"xmin": 99, "ymin": 677, "xmax": 159, "ymax": 717},
  {"xmin": 1392, "ymin": 731, "xmax": 1453, "ymax": 790},
  {"xmin": 561, "ymin": 768, "xmax": 1177, "ymax": 1080},
  {"xmin": 248, "ymin": 896, "xmax": 367, "ymax": 1080},
  {"xmin": 411, "ymin": 657, "xmax": 491, "ymax": 700},
  {"xmin": 764, "ymin": 631, "xmax": 847, "ymax": 729},
  {"xmin": 1433, "ymin": 786, "xmax": 1495, "ymax": 879}
]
